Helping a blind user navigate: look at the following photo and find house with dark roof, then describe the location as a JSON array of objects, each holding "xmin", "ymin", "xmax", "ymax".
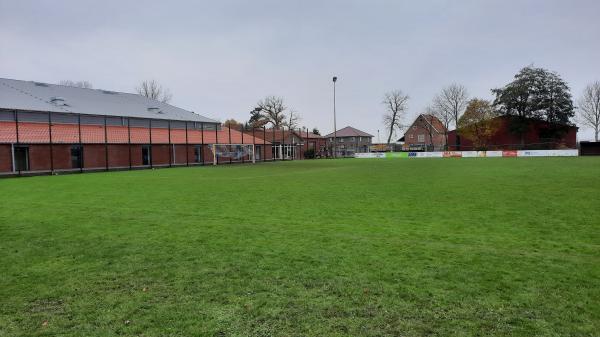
[
  {"xmin": 401, "ymin": 114, "xmax": 447, "ymax": 151},
  {"xmin": 0, "ymin": 78, "xmax": 268, "ymax": 175},
  {"xmin": 324, "ymin": 126, "xmax": 373, "ymax": 157}
]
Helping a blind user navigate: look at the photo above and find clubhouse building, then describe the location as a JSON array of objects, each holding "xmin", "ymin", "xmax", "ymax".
[{"xmin": 0, "ymin": 78, "xmax": 270, "ymax": 176}]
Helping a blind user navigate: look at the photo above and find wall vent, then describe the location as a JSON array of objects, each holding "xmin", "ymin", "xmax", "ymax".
[
  {"xmin": 147, "ymin": 107, "xmax": 163, "ymax": 114},
  {"xmin": 50, "ymin": 97, "xmax": 68, "ymax": 106}
]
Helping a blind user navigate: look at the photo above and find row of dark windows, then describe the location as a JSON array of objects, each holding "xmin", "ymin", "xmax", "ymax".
[{"xmin": 11, "ymin": 144, "xmax": 205, "ymax": 172}]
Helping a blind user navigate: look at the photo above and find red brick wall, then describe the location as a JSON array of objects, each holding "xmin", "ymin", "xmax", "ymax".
[
  {"xmin": 303, "ymin": 138, "xmax": 328, "ymax": 157},
  {"xmin": 130, "ymin": 145, "xmax": 143, "ymax": 167},
  {"xmin": 151, "ymin": 145, "xmax": 170, "ymax": 166},
  {"xmin": 84, "ymin": 145, "xmax": 107, "ymax": 169},
  {"xmin": 29, "ymin": 145, "xmax": 52, "ymax": 171},
  {"xmin": 51, "ymin": 145, "xmax": 72, "ymax": 170},
  {"xmin": 447, "ymin": 117, "xmax": 578, "ymax": 150},
  {"xmin": 173, "ymin": 145, "xmax": 187, "ymax": 164},
  {"xmin": 0, "ymin": 145, "xmax": 12, "ymax": 172},
  {"xmin": 265, "ymin": 145, "xmax": 273, "ymax": 160},
  {"xmin": 105, "ymin": 145, "xmax": 129, "ymax": 168},
  {"xmin": 1, "ymin": 141, "xmax": 296, "ymax": 174},
  {"xmin": 403, "ymin": 128, "xmax": 446, "ymax": 150}
]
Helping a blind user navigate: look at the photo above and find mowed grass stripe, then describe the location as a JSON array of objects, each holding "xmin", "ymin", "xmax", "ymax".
[{"xmin": 0, "ymin": 158, "xmax": 598, "ymax": 336}]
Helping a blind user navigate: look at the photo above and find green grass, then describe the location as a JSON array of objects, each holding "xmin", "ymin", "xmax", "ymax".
[{"xmin": 1, "ymin": 158, "xmax": 599, "ymax": 337}]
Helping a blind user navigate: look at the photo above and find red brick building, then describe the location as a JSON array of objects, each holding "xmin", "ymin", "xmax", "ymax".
[
  {"xmin": 447, "ymin": 116, "xmax": 577, "ymax": 150},
  {"xmin": 244, "ymin": 128, "xmax": 328, "ymax": 159},
  {"xmin": 0, "ymin": 78, "xmax": 270, "ymax": 176},
  {"xmin": 301, "ymin": 131, "xmax": 328, "ymax": 158},
  {"xmin": 401, "ymin": 114, "xmax": 447, "ymax": 151}
]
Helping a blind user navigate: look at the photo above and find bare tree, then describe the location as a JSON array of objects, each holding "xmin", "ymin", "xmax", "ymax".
[
  {"xmin": 59, "ymin": 80, "xmax": 93, "ymax": 88},
  {"xmin": 578, "ymin": 81, "xmax": 600, "ymax": 141},
  {"xmin": 135, "ymin": 80, "xmax": 173, "ymax": 103},
  {"xmin": 256, "ymin": 96, "xmax": 287, "ymax": 128},
  {"xmin": 287, "ymin": 109, "xmax": 301, "ymax": 129},
  {"xmin": 382, "ymin": 90, "xmax": 409, "ymax": 144},
  {"xmin": 433, "ymin": 84, "xmax": 469, "ymax": 148},
  {"xmin": 419, "ymin": 109, "xmax": 438, "ymax": 151},
  {"xmin": 430, "ymin": 100, "xmax": 452, "ymax": 150}
]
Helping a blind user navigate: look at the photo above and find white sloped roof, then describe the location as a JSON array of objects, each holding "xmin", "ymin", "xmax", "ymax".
[{"xmin": 0, "ymin": 78, "xmax": 218, "ymax": 123}]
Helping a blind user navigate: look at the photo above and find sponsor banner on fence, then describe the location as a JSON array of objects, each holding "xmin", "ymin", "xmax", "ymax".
[
  {"xmin": 461, "ymin": 151, "xmax": 488, "ymax": 158},
  {"xmin": 518, "ymin": 149, "xmax": 578, "ymax": 157},
  {"xmin": 354, "ymin": 152, "xmax": 386, "ymax": 158},
  {"xmin": 443, "ymin": 151, "xmax": 463, "ymax": 158},
  {"xmin": 502, "ymin": 150, "xmax": 518, "ymax": 157},
  {"xmin": 486, "ymin": 151, "xmax": 503, "ymax": 157},
  {"xmin": 409, "ymin": 152, "xmax": 443, "ymax": 158},
  {"xmin": 386, "ymin": 152, "xmax": 408, "ymax": 158},
  {"xmin": 355, "ymin": 149, "xmax": 578, "ymax": 159}
]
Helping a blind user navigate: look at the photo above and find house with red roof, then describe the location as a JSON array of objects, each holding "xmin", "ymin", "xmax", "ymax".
[{"xmin": 400, "ymin": 114, "xmax": 447, "ymax": 151}]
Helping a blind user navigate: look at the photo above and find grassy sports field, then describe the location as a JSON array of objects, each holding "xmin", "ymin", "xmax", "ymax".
[{"xmin": 1, "ymin": 158, "xmax": 599, "ymax": 336}]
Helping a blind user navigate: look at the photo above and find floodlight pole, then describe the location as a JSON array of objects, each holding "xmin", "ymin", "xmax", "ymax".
[
  {"xmin": 48, "ymin": 111, "xmax": 54, "ymax": 173},
  {"xmin": 228, "ymin": 125, "xmax": 232, "ymax": 165},
  {"xmin": 215, "ymin": 123, "xmax": 219, "ymax": 165},
  {"xmin": 241, "ymin": 123, "xmax": 245, "ymax": 164},
  {"xmin": 185, "ymin": 121, "xmax": 189, "ymax": 166},
  {"xmin": 332, "ymin": 76, "xmax": 338, "ymax": 158},
  {"xmin": 127, "ymin": 117, "xmax": 132, "ymax": 170},
  {"xmin": 104, "ymin": 115, "xmax": 109, "ymax": 171},
  {"xmin": 77, "ymin": 114, "xmax": 82, "ymax": 173},
  {"xmin": 14, "ymin": 110, "xmax": 20, "ymax": 175},
  {"xmin": 200, "ymin": 122, "xmax": 204, "ymax": 165}
]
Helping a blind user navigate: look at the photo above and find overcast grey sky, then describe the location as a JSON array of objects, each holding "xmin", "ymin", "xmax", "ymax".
[{"xmin": 1, "ymin": 0, "xmax": 598, "ymax": 140}]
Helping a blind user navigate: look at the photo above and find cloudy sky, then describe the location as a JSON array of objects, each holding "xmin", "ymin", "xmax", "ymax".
[{"xmin": 1, "ymin": 0, "xmax": 598, "ymax": 140}]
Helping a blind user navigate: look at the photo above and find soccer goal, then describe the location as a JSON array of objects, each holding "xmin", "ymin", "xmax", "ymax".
[{"xmin": 210, "ymin": 144, "xmax": 255, "ymax": 165}]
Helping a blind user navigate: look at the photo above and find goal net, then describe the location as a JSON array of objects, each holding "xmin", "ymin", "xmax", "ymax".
[{"xmin": 209, "ymin": 144, "xmax": 255, "ymax": 164}]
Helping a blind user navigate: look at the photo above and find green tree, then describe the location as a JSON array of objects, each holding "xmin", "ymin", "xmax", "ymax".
[
  {"xmin": 492, "ymin": 66, "xmax": 574, "ymax": 145},
  {"xmin": 458, "ymin": 99, "xmax": 500, "ymax": 150},
  {"xmin": 248, "ymin": 108, "xmax": 267, "ymax": 128}
]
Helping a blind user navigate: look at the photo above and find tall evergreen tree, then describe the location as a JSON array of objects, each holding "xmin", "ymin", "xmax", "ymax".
[{"xmin": 492, "ymin": 66, "xmax": 574, "ymax": 144}]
